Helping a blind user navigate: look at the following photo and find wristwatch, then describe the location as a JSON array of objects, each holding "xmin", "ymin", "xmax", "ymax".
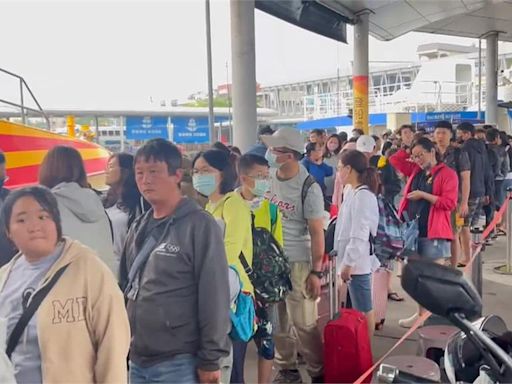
[{"xmin": 310, "ymin": 270, "xmax": 324, "ymax": 279}]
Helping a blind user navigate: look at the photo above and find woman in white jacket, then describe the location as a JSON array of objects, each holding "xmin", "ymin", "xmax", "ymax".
[
  {"xmin": 334, "ymin": 149, "xmax": 380, "ymax": 337},
  {"xmin": 38, "ymin": 146, "xmax": 116, "ymax": 275}
]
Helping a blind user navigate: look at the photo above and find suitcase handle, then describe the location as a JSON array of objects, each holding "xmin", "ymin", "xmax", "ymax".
[{"xmin": 327, "ymin": 251, "xmax": 339, "ymax": 320}]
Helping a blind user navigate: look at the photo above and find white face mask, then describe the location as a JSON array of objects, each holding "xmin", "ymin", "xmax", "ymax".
[
  {"xmin": 265, "ymin": 149, "xmax": 281, "ymax": 169},
  {"xmin": 251, "ymin": 178, "xmax": 270, "ymax": 197}
]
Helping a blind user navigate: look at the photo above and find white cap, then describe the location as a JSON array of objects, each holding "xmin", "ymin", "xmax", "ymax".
[
  {"xmin": 356, "ymin": 135, "xmax": 376, "ymax": 153},
  {"xmin": 260, "ymin": 127, "xmax": 304, "ymax": 154}
]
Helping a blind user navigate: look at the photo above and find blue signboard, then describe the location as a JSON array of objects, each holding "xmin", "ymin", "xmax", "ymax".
[
  {"xmin": 125, "ymin": 116, "xmax": 169, "ymax": 140},
  {"xmin": 172, "ymin": 116, "xmax": 227, "ymax": 144},
  {"xmin": 424, "ymin": 111, "xmax": 485, "ymax": 123}
]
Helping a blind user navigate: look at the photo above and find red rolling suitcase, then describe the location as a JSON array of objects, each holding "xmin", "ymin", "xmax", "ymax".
[
  {"xmin": 323, "ymin": 253, "xmax": 373, "ymax": 384},
  {"xmin": 372, "ymin": 267, "xmax": 389, "ymax": 330}
]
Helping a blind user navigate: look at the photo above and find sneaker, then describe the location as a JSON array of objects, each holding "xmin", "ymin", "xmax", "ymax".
[
  {"xmin": 273, "ymin": 369, "xmax": 302, "ymax": 383},
  {"xmin": 398, "ymin": 312, "xmax": 420, "ymax": 328}
]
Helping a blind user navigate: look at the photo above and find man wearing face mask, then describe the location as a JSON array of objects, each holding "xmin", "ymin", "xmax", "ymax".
[
  {"xmin": 237, "ymin": 153, "xmax": 284, "ymax": 384},
  {"xmin": 261, "ymin": 128, "xmax": 325, "ymax": 383},
  {"xmin": 0, "ymin": 151, "xmax": 17, "ymax": 267}
]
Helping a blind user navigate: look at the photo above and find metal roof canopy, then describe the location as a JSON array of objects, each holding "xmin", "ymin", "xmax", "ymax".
[
  {"xmin": 255, "ymin": 0, "xmax": 348, "ymax": 42},
  {"xmin": 318, "ymin": 0, "xmax": 512, "ymax": 42},
  {"xmin": 0, "ymin": 107, "xmax": 277, "ymax": 119}
]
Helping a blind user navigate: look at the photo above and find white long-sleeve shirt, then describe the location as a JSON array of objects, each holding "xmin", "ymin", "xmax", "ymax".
[{"xmin": 334, "ymin": 185, "xmax": 380, "ymax": 275}]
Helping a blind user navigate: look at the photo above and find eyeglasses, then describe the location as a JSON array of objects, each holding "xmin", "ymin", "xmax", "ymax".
[
  {"xmin": 247, "ymin": 174, "xmax": 270, "ymax": 181},
  {"xmin": 411, "ymin": 151, "xmax": 427, "ymax": 161}
]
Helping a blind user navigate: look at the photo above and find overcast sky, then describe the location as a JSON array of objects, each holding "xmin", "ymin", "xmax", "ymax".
[{"xmin": 0, "ymin": 0, "xmax": 483, "ymax": 109}]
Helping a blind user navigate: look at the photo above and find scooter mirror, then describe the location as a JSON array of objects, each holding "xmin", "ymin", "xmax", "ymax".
[{"xmin": 401, "ymin": 260, "xmax": 482, "ymax": 320}]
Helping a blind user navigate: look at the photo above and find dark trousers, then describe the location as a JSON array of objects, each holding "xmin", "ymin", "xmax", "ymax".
[{"xmin": 230, "ymin": 340, "xmax": 248, "ymax": 384}]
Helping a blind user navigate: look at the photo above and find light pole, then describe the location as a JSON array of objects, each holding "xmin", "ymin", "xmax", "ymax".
[{"xmin": 205, "ymin": 0, "xmax": 215, "ymax": 143}]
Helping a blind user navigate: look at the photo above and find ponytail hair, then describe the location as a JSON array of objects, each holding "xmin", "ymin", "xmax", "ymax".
[{"xmin": 340, "ymin": 149, "xmax": 379, "ymax": 194}]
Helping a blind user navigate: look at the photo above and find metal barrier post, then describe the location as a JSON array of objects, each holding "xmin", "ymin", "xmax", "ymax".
[
  {"xmin": 470, "ymin": 227, "xmax": 483, "ymax": 299},
  {"xmin": 495, "ymin": 190, "xmax": 512, "ymax": 275}
]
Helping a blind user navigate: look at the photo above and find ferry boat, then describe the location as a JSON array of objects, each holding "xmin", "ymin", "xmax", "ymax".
[{"xmin": 0, "ymin": 119, "xmax": 110, "ymax": 189}]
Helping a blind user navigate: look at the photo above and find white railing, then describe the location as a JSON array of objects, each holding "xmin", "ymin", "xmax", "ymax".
[{"xmin": 304, "ymin": 80, "xmax": 479, "ymax": 120}]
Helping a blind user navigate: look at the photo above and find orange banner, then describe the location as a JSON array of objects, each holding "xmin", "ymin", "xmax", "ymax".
[{"xmin": 353, "ymin": 75, "xmax": 368, "ymax": 133}]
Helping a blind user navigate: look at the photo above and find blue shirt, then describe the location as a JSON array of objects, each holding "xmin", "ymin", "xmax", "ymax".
[{"xmin": 301, "ymin": 158, "xmax": 334, "ymax": 191}]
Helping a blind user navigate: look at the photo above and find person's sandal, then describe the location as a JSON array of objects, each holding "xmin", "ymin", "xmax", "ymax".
[{"xmin": 388, "ymin": 292, "xmax": 404, "ymax": 302}]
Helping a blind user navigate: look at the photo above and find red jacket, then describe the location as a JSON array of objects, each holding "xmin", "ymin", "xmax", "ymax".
[{"xmin": 389, "ymin": 149, "xmax": 458, "ymax": 241}]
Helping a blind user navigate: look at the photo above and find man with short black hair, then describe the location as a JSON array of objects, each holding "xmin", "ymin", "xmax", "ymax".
[
  {"xmin": 0, "ymin": 151, "xmax": 16, "ymax": 267},
  {"xmin": 475, "ymin": 127, "xmax": 487, "ymax": 141},
  {"xmin": 121, "ymin": 138, "xmax": 231, "ymax": 384},
  {"xmin": 487, "ymin": 127, "xmax": 510, "ymax": 223},
  {"xmin": 261, "ymin": 128, "xmax": 325, "ymax": 383},
  {"xmin": 309, "ymin": 129, "xmax": 326, "ymax": 146},
  {"xmin": 456, "ymin": 122, "xmax": 494, "ymax": 262},
  {"xmin": 434, "ymin": 121, "xmax": 471, "ymax": 267},
  {"xmin": 397, "ymin": 124, "xmax": 415, "ymax": 149}
]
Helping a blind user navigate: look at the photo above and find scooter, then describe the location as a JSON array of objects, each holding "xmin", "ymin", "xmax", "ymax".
[{"xmin": 376, "ymin": 260, "xmax": 512, "ymax": 383}]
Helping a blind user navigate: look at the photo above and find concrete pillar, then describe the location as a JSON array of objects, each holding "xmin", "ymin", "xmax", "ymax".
[
  {"xmin": 486, "ymin": 32, "xmax": 499, "ymax": 125},
  {"xmin": 353, "ymin": 11, "xmax": 370, "ymax": 134},
  {"xmin": 387, "ymin": 112, "xmax": 411, "ymax": 132},
  {"xmin": 230, "ymin": 0, "xmax": 257, "ymax": 152}
]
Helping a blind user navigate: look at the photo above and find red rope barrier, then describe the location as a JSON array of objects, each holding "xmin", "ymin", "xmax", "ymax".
[{"xmin": 353, "ymin": 196, "xmax": 511, "ymax": 384}]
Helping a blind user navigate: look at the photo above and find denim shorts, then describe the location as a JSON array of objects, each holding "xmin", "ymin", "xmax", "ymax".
[
  {"xmin": 417, "ymin": 238, "xmax": 451, "ymax": 261},
  {"xmin": 347, "ymin": 273, "xmax": 372, "ymax": 313}
]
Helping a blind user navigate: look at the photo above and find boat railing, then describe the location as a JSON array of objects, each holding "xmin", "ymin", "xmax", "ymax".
[
  {"xmin": 303, "ymin": 80, "xmax": 477, "ymax": 119},
  {"xmin": 0, "ymin": 67, "xmax": 50, "ymax": 129}
]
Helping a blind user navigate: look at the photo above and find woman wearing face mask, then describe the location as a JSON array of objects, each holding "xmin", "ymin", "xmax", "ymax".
[
  {"xmin": 0, "ymin": 186, "xmax": 130, "ymax": 384},
  {"xmin": 389, "ymin": 137, "xmax": 458, "ymax": 328},
  {"xmin": 191, "ymin": 149, "xmax": 253, "ymax": 384},
  {"xmin": 334, "ymin": 150, "xmax": 380, "ymax": 338}
]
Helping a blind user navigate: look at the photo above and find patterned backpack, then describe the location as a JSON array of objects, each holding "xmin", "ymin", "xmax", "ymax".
[
  {"xmin": 239, "ymin": 204, "xmax": 292, "ymax": 304},
  {"xmin": 374, "ymin": 195, "xmax": 405, "ymax": 263}
]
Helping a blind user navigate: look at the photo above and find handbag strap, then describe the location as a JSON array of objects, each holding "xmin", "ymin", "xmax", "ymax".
[{"xmin": 6, "ymin": 264, "xmax": 69, "ymax": 359}]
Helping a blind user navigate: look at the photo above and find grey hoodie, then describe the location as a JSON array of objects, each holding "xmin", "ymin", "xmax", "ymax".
[
  {"xmin": 120, "ymin": 197, "xmax": 231, "ymax": 371},
  {"xmin": 52, "ymin": 182, "xmax": 116, "ymax": 274}
]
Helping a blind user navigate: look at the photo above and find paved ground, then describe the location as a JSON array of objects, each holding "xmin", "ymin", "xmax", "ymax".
[{"xmin": 242, "ymin": 235, "xmax": 512, "ymax": 383}]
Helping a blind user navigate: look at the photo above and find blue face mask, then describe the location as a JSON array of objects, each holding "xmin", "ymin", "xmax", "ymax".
[
  {"xmin": 251, "ymin": 179, "xmax": 270, "ymax": 197},
  {"xmin": 265, "ymin": 149, "xmax": 280, "ymax": 169},
  {"xmin": 193, "ymin": 174, "xmax": 217, "ymax": 197}
]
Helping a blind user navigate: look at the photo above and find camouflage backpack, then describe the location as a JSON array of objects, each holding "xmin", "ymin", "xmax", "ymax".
[{"xmin": 239, "ymin": 204, "xmax": 292, "ymax": 304}]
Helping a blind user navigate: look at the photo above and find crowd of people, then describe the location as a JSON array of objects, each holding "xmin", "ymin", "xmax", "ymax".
[{"xmin": 0, "ymin": 119, "xmax": 510, "ymax": 384}]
